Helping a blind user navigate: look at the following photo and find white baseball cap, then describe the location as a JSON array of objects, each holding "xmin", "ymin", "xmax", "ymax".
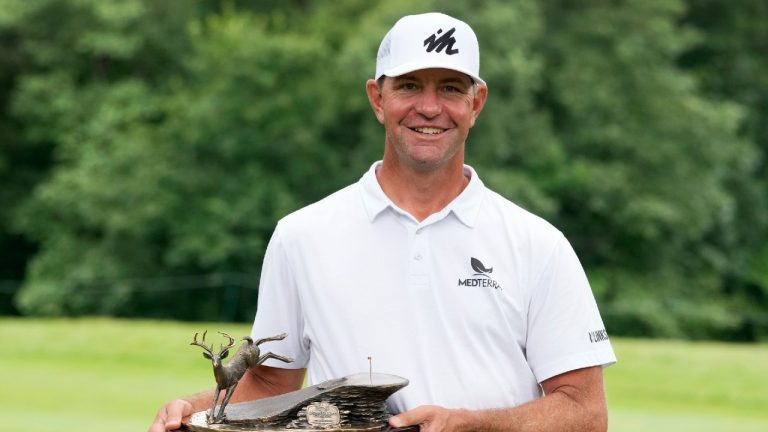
[{"xmin": 375, "ymin": 12, "xmax": 485, "ymax": 86}]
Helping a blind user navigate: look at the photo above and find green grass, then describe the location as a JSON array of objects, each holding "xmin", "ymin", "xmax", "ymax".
[
  {"xmin": 606, "ymin": 338, "xmax": 768, "ymax": 431},
  {"xmin": 1, "ymin": 318, "xmax": 767, "ymax": 431},
  {"xmin": 0, "ymin": 317, "xmax": 252, "ymax": 432}
]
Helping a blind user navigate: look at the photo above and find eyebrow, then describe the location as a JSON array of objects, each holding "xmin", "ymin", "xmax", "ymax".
[
  {"xmin": 393, "ymin": 75, "xmax": 472, "ymax": 86},
  {"xmin": 392, "ymin": 75, "xmax": 418, "ymax": 82}
]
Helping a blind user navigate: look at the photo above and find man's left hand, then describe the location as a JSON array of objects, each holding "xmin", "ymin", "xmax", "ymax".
[{"xmin": 389, "ymin": 405, "xmax": 470, "ymax": 432}]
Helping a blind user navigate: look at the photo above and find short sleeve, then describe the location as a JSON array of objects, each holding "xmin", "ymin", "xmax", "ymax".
[
  {"xmin": 525, "ymin": 234, "xmax": 616, "ymax": 382},
  {"xmin": 250, "ymin": 224, "xmax": 310, "ymax": 368}
]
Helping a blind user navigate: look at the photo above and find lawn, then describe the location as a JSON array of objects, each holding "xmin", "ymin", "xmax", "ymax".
[
  {"xmin": 606, "ymin": 338, "xmax": 768, "ymax": 431},
  {"xmin": 1, "ymin": 317, "xmax": 767, "ymax": 431}
]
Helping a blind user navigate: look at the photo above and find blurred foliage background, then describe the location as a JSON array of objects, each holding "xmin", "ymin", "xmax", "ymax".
[{"xmin": 1, "ymin": 0, "xmax": 767, "ymax": 341}]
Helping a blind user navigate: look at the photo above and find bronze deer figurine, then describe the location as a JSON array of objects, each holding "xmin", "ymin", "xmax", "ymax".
[{"xmin": 191, "ymin": 330, "xmax": 294, "ymax": 423}]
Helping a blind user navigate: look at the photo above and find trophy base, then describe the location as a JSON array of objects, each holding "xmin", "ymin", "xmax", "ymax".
[{"xmin": 183, "ymin": 416, "xmax": 418, "ymax": 432}]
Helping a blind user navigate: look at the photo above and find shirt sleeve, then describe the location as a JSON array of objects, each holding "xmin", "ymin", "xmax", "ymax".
[
  {"xmin": 525, "ymin": 234, "xmax": 616, "ymax": 383},
  {"xmin": 250, "ymin": 224, "xmax": 310, "ymax": 368}
]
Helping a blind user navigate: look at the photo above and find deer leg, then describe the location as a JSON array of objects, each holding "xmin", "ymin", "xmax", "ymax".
[
  {"xmin": 253, "ymin": 333, "xmax": 288, "ymax": 346},
  {"xmin": 214, "ymin": 383, "xmax": 238, "ymax": 423},
  {"xmin": 256, "ymin": 352, "xmax": 294, "ymax": 366},
  {"xmin": 207, "ymin": 387, "xmax": 221, "ymax": 423}
]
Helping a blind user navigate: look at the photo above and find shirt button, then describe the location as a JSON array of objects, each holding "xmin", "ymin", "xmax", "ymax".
[
  {"xmin": 414, "ymin": 253, "xmax": 423, "ymax": 261},
  {"xmin": 416, "ymin": 228, "xmax": 423, "ymax": 235}
]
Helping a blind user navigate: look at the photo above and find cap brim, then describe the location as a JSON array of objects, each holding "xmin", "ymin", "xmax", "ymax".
[{"xmin": 379, "ymin": 60, "xmax": 486, "ymax": 86}]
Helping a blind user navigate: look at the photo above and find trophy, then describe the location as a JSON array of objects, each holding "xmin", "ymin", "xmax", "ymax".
[{"xmin": 182, "ymin": 331, "xmax": 414, "ymax": 432}]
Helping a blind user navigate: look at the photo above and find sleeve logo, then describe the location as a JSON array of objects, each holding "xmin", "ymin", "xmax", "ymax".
[{"xmin": 588, "ymin": 329, "xmax": 610, "ymax": 343}]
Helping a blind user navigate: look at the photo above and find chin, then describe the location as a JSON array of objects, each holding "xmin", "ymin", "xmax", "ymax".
[{"xmin": 403, "ymin": 155, "xmax": 451, "ymax": 172}]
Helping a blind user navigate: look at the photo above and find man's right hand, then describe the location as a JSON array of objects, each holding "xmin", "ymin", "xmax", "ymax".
[{"xmin": 148, "ymin": 399, "xmax": 194, "ymax": 432}]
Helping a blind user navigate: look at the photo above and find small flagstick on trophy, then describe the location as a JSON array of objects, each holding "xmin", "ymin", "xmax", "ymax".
[{"xmin": 368, "ymin": 356, "xmax": 373, "ymax": 384}]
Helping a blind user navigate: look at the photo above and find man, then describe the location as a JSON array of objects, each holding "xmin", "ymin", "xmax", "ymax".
[{"xmin": 150, "ymin": 12, "xmax": 615, "ymax": 432}]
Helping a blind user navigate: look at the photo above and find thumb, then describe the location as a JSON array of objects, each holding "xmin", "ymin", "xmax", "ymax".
[
  {"xmin": 149, "ymin": 399, "xmax": 193, "ymax": 432},
  {"xmin": 166, "ymin": 399, "xmax": 194, "ymax": 429}
]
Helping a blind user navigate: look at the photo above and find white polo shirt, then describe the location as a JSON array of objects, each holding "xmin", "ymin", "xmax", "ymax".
[{"xmin": 252, "ymin": 162, "xmax": 616, "ymax": 413}]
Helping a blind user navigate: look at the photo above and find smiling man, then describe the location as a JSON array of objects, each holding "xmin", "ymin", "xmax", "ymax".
[{"xmin": 150, "ymin": 12, "xmax": 615, "ymax": 432}]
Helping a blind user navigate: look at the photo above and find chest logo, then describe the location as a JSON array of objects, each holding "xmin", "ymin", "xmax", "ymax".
[{"xmin": 458, "ymin": 257, "xmax": 502, "ymax": 290}]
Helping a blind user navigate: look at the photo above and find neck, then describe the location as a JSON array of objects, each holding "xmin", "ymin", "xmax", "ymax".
[{"xmin": 376, "ymin": 155, "xmax": 469, "ymax": 222}]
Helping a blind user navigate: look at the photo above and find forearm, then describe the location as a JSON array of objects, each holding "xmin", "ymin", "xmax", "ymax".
[
  {"xmin": 183, "ymin": 366, "xmax": 306, "ymax": 413},
  {"xmin": 390, "ymin": 367, "xmax": 607, "ymax": 432},
  {"xmin": 457, "ymin": 390, "xmax": 607, "ymax": 432},
  {"xmin": 230, "ymin": 365, "xmax": 306, "ymax": 402}
]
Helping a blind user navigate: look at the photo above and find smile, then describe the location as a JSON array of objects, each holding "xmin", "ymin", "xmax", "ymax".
[{"xmin": 411, "ymin": 127, "xmax": 446, "ymax": 135}]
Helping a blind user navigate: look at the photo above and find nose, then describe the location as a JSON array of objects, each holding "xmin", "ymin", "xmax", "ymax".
[{"xmin": 414, "ymin": 86, "xmax": 441, "ymax": 118}]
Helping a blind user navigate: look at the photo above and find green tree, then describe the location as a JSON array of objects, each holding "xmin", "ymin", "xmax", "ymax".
[
  {"xmin": 680, "ymin": 0, "xmax": 768, "ymax": 340},
  {"xmin": 0, "ymin": 0, "xmax": 193, "ymax": 313},
  {"xmin": 12, "ymin": 1, "xmax": 369, "ymax": 319},
  {"xmin": 4, "ymin": 0, "xmax": 202, "ymax": 317},
  {"xmin": 538, "ymin": 0, "xmax": 757, "ymax": 338}
]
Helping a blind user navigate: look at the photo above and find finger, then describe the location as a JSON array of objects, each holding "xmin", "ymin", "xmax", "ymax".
[
  {"xmin": 163, "ymin": 401, "xmax": 191, "ymax": 430},
  {"xmin": 148, "ymin": 409, "xmax": 170, "ymax": 432},
  {"xmin": 389, "ymin": 406, "xmax": 433, "ymax": 428},
  {"xmin": 147, "ymin": 401, "xmax": 190, "ymax": 432}
]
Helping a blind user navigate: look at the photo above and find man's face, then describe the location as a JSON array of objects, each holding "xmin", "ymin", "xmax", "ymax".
[{"xmin": 366, "ymin": 68, "xmax": 487, "ymax": 172}]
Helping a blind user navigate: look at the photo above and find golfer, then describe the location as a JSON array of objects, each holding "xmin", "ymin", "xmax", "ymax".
[{"xmin": 149, "ymin": 12, "xmax": 615, "ymax": 432}]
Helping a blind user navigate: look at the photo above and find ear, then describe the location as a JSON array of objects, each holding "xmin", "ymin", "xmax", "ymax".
[
  {"xmin": 220, "ymin": 350, "xmax": 230, "ymax": 360},
  {"xmin": 469, "ymin": 84, "xmax": 488, "ymax": 128},
  {"xmin": 203, "ymin": 352, "xmax": 212, "ymax": 360},
  {"xmin": 366, "ymin": 78, "xmax": 386, "ymax": 125}
]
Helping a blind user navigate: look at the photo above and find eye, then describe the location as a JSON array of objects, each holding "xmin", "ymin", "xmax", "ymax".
[
  {"xmin": 442, "ymin": 84, "xmax": 468, "ymax": 94},
  {"xmin": 400, "ymin": 82, "xmax": 418, "ymax": 91}
]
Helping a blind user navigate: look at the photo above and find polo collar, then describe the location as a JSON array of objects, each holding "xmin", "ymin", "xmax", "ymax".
[{"xmin": 359, "ymin": 161, "xmax": 485, "ymax": 228}]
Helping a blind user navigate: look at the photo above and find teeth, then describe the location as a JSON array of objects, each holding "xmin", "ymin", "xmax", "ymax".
[{"xmin": 414, "ymin": 127, "xmax": 444, "ymax": 135}]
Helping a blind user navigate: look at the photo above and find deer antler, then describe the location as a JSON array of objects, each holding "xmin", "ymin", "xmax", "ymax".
[
  {"xmin": 191, "ymin": 330, "xmax": 214, "ymax": 355},
  {"xmin": 217, "ymin": 331, "xmax": 236, "ymax": 355}
]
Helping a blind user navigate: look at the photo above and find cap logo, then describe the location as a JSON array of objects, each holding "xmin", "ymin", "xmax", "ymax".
[{"xmin": 423, "ymin": 28, "xmax": 459, "ymax": 55}]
